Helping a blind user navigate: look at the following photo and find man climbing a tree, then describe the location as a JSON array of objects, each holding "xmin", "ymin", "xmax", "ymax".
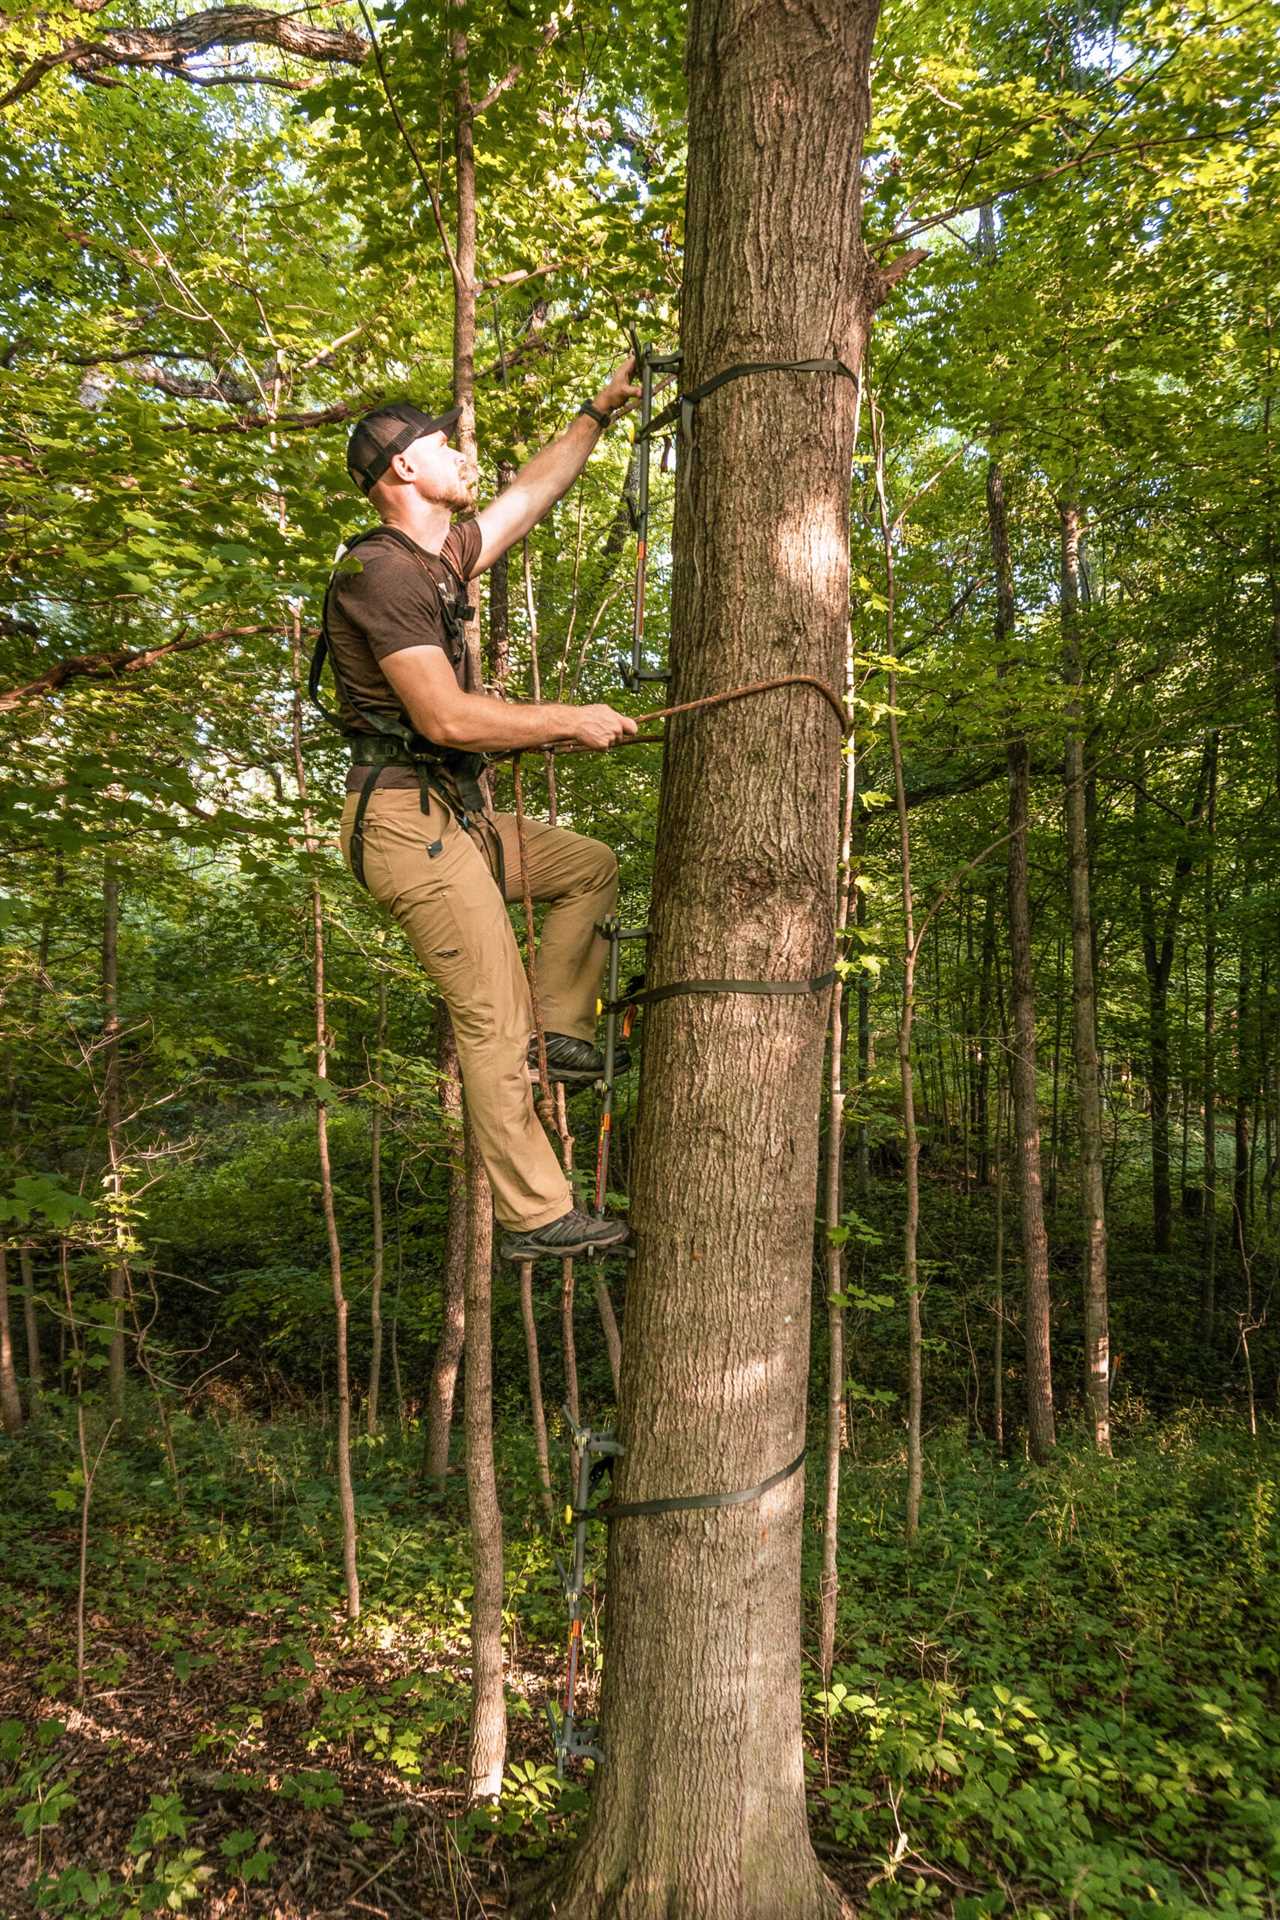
[{"xmin": 319, "ymin": 359, "xmax": 639, "ymax": 1263}]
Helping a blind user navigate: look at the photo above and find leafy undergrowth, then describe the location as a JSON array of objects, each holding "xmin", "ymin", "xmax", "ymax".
[
  {"xmin": 1, "ymin": 1401, "xmax": 1276, "ymax": 1917},
  {"xmin": 808, "ymin": 1415, "xmax": 1280, "ymax": 1918}
]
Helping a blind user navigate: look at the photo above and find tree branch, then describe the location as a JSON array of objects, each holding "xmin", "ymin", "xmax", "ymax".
[
  {"xmin": 471, "ymin": 13, "xmax": 566, "ymax": 116},
  {"xmin": 478, "ymin": 261, "xmax": 565, "ymax": 293},
  {"xmin": 161, "ymin": 397, "xmax": 375, "ymax": 433},
  {"xmin": 0, "ymin": 6, "xmax": 368, "ymax": 110},
  {"xmin": 877, "ymin": 125, "xmax": 1263, "ymax": 252},
  {"xmin": 0, "ymin": 624, "xmax": 284, "ymax": 713}
]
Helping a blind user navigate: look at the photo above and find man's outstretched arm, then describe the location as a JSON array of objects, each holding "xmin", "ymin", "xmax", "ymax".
[
  {"xmin": 379, "ymin": 645, "xmax": 637, "ymax": 754},
  {"xmin": 470, "ymin": 356, "xmax": 638, "ymax": 576}
]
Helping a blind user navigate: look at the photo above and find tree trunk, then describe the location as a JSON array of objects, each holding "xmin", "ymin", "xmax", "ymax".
[
  {"xmin": 974, "ymin": 891, "xmax": 996, "ymax": 1185},
  {"xmin": 993, "ymin": 1058, "xmax": 1006, "ymax": 1454},
  {"xmin": 1046, "ymin": 933, "xmax": 1066, "ymax": 1214},
  {"xmin": 1234, "ymin": 924, "xmax": 1252, "ymax": 1266},
  {"xmin": 593, "ymin": 1269, "xmax": 623, "ymax": 1402},
  {"xmin": 0, "ymin": 1248, "xmax": 22, "ymax": 1434},
  {"xmin": 367, "ymin": 977, "xmax": 387, "ymax": 1437},
  {"xmin": 1061, "ymin": 501, "xmax": 1109, "ymax": 1453},
  {"xmin": 519, "ymin": 1259, "xmax": 554, "ymax": 1519},
  {"xmin": 1200, "ymin": 735, "xmax": 1219, "ymax": 1339},
  {"xmin": 855, "ymin": 877, "xmax": 872, "ymax": 1193},
  {"xmin": 553, "ymin": 5, "xmax": 877, "ymax": 1909},
  {"xmin": 425, "ymin": 1010, "xmax": 468, "ymax": 1478},
  {"xmin": 19, "ymin": 1247, "xmax": 41, "ymax": 1409},
  {"xmin": 873, "ymin": 403, "xmax": 924, "ymax": 1540},
  {"xmin": 463, "ymin": 1111, "xmax": 506, "ymax": 1799},
  {"xmin": 101, "ymin": 859, "xmax": 127, "ymax": 1420},
  {"xmin": 987, "ymin": 459, "xmax": 1055, "ymax": 1462},
  {"xmin": 1136, "ymin": 741, "xmax": 1213, "ymax": 1255},
  {"xmin": 291, "ymin": 631, "xmax": 359, "ymax": 1622},
  {"xmin": 819, "ymin": 637, "xmax": 856, "ymax": 1683},
  {"xmin": 488, "ymin": 462, "xmax": 515, "ymax": 685}
]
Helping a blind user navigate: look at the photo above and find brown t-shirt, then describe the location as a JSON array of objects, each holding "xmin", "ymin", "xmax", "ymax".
[{"xmin": 325, "ymin": 521, "xmax": 483, "ymax": 791}]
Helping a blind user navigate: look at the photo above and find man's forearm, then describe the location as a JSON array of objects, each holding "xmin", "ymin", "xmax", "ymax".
[{"xmin": 411, "ymin": 686, "xmax": 580, "ymax": 753}]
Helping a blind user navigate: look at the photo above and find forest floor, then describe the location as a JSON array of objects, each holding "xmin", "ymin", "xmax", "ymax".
[{"xmin": 1, "ymin": 1404, "xmax": 1276, "ymax": 1920}]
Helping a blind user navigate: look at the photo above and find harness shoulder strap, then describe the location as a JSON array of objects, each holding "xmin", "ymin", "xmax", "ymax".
[{"xmin": 314, "ymin": 528, "xmax": 419, "ymax": 745}]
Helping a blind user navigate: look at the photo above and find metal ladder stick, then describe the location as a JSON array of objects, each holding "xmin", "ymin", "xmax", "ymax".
[
  {"xmin": 547, "ymin": 1407, "xmax": 624, "ymax": 1775},
  {"xmin": 625, "ymin": 342, "xmax": 681, "ymax": 691}
]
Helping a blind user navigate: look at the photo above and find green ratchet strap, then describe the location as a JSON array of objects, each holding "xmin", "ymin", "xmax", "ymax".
[
  {"xmin": 638, "ymin": 357, "xmax": 857, "ymax": 443},
  {"xmin": 574, "ymin": 1444, "xmax": 806, "ymax": 1523},
  {"xmin": 604, "ymin": 970, "xmax": 836, "ymax": 1016}
]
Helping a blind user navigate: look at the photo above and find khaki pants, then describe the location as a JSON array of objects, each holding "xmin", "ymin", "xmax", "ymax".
[{"xmin": 341, "ymin": 786, "xmax": 617, "ymax": 1230}]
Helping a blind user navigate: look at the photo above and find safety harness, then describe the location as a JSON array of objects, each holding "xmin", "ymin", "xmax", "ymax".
[{"xmin": 310, "ymin": 526, "xmax": 503, "ymax": 891}]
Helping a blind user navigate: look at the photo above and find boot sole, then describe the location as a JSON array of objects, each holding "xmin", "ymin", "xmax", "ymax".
[
  {"xmin": 501, "ymin": 1230, "xmax": 631, "ymax": 1263},
  {"xmin": 527, "ymin": 1062, "xmax": 631, "ymax": 1087}
]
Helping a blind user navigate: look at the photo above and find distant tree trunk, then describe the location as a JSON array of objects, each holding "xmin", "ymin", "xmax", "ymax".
[
  {"xmin": 993, "ymin": 1058, "xmax": 1006, "ymax": 1454},
  {"xmin": 974, "ymin": 891, "xmax": 996, "ymax": 1185},
  {"xmin": 987, "ymin": 459, "xmax": 1055, "ymax": 1462},
  {"xmin": 1136, "ymin": 741, "xmax": 1212, "ymax": 1254},
  {"xmin": 1234, "ymin": 922, "xmax": 1252, "ymax": 1266},
  {"xmin": 1200, "ymin": 735, "xmax": 1219, "ymax": 1340},
  {"xmin": 463, "ymin": 1112, "xmax": 506, "ymax": 1799},
  {"xmin": 1061, "ymin": 500, "xmax": 1109, "ymax": 1453},
  {"xmin": 819, "ymin": 637, "xmax": 856, "ymax": 1682},
  {"xmin": 291, "ymin": 628, "xmax": 360, "ymax": 1622},
  {"xmin": 101, "ymin": 859, "xmax": 127, "ymax": 1420},
  {"xmin": 424, "ymin": 1010, "xmax": 467, "ymax": 1480},
  {"xmin": 1046, "ymin": 934, "xmax": 1066, "ymax": 1214},
  {"xmin": 519, "ymin": 1259, "xmax": 554, "ymax": 1518},
  {"xmin": 366, "ymin": 977, "xmax": 387, "ymax": 1437},
  {"xmin": 855, "ymin": 875, "xmax": 872, "ymax": 1193},
  {"xmin": 554, "ymin": 2, "xmax": 879, "ymax": 1906},
  {"xmin": 487, "ymin": 462, "xmax": 515, "ymax": 686},
  {"xmin": 421, "ymin": 0, "xmax": 485, "ymax": 1483},
  {"xmin": 450, "ymin": 7, "xmax": 505, "ymax": 1801},
  {"xmin": 19, "ymin": 1248, "xmax": 41, "ymax": 1409},
  {"xmin": 592, "ymin": 1269, "xmax": 623, "ymax": 1401},
  {"xmin": 874, "ymin": 404, "xmax": 924, "ymax": 1538},
  {"xmin": 0, "ymin": 1249, "xmax": 22, "ymax": 1434}
]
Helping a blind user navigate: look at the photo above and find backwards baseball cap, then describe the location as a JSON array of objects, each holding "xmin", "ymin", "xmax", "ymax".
[{"xmin": 346, "ymin": 402, "xmax": 463, "ymax": 495}]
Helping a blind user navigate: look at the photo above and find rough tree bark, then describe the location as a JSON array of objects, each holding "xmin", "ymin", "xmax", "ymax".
[
  {"xmin": 1061, "ymin": 502, "xmax": 1109, "ymax": 1453},
  {"xmin": 550, "ymin": 2, "xmax": 886, "ymax": 1909},
  {"xmin": 986, "ymin": 459, "xmax": 1055, "ymax": 1463}
]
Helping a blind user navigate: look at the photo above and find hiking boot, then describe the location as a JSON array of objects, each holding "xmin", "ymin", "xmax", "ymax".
[
  {"xmin": 527, "ymin": 1031, "xmax": 630, "ymax": 1087},
  {"xmin": 500, "ymin": 1207, "xmax": 631, "ymax": 1263}
]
